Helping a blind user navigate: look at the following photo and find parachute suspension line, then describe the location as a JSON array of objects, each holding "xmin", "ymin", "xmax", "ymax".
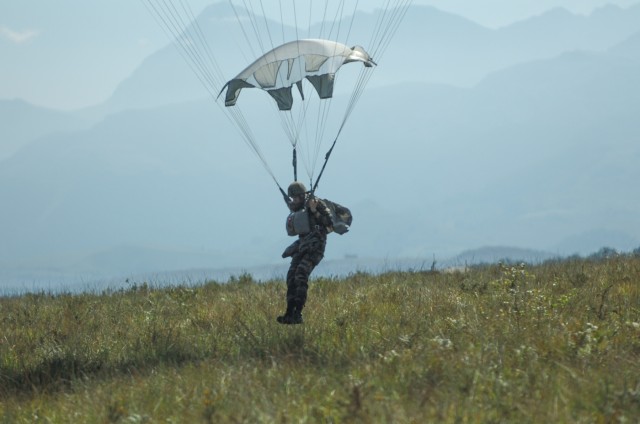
[
  {"xmin": 306, "ymin": 0, "xmax": 314, "ymax": 39},
  {"xmin": 278, "ymin": 88, "xmax": 313, "ymax": 181},
  {"xmin": 312, "ymin": 0, "xmax": 412, "ymax": 192},
  {"xmin": 258, "ymin": 0, "xmax": 277, "ymax": 53},
  {"xmin": 330, "ymin": 0, "xmax": 412, "ymax": 148},
  {"xmin": 176, "ymin": 0, "xmax": 274, "ymax": 168},
  {"xmin": 279, "ymin": 0, "xmax": 286, "ymax": 44},
  {"xmin": 341, "ymin": 69, "xmax": 371, "ymax": 130},
  {"xmin": 179, "ymin": 3, "xmax": 221, "ymax": 89},
  {"xmin": 337, "ymin": 0, "xmax": 411, "ymax": 146},
  {"xmin": 296, "ymin": 93, "xmax": 323, "ymax": 183},
  {"xmin": 234, "ymin": 0, "xmax": 276, "ymax": 63},
  {"xmin": 233, "ymin": 0, "xmax": 299, "ymax": 169},
  {"xmin": 376, "ymin": 1, "xmax": 412, "ymax": 58},
  {"xmin": 240, "ymin": 0, "xmax": 267, "ymax": 54},
  {"xmin": 278, "ymin": 0, "xmax": 301, "ymax": 150},
  {"xmin": 368, "ymin": 0, "xmax": 412, "ymax": 59},
  {"xmin": 343, "ymin": 0, "xmax": 360, "ymax": 44},
  {"xmin": 183, "ymin": 0, "xmax": 279, "ymax": 182},
  {"xmin": 291, "ymin": 0, "xmax": 301, "ymax": 42},
  {"xmin": 258, "ymin": 0, "xmax": 295, "ymax": 144},
  {"xmin": 311, "ymin": 86, "xmax": 334, "ymax": 178},
  {"xmin": 228, "ymin": 1, "xmax": 259, "ymax": 60},
  {"xmin": 304, "ymin": 0, "xmax": 349, "ymax": 183},
  {"xmin": 233, "ymin": 0, "xmax": 303, "ymax": 167},
  {"xmin": 289, "ymin": 0, "xmax": 305, "ymax": 156},
  {"xmin": 158, "ymin": 0, "xmax": 211, "ymax": 80},
  {"xmin": 299, "ymin": 85, "xmax": 324, "ymax": 181},
  {"xmin": 252, "ymin": 0, "xmax": 299, "ymax": 131},
  {"xmin": 312, "ymin": 70, "xmax": 367, "ymax": 194},
  {"xmin": 325, "ymin": 0, "xmax": 346, "ymax": 41},
  {"xmin": 317, "ymin": 0, "xmax": 330, "ymax": 39},
  {"xmin": 291, "ymin": 0, "xmax": 303, "ymax": 142},
  {"xmin": 178, "ymin": 0, "xmax": 229, "ymax": 91},
  {"xmin": 143, "ymin": 0, "xmax": 280, "ymax": 183},
  {"xmin": 142, "ymin": 0, "xmax": 218, "ymax": 97},
  {"xmin": 273, "ymin": 0, "xmax": 314, "ymax": 182},
  {"xmin": 369, "ymin": 0, "xmax": 400, "ymax": 46},
  {"xmin": 315, "ymin": 0, "xmax": 359, "ymax": 173},
  {"xmin": 149, "ymin": 0, "xmax": 260, "ymax": 102},
  {"xmin": 224, "ymin": 103, "xmax": 279, "ymax": 183},
  {"xmin": 312, "ymin": 0, "xmax": 372, "ymax": 183},
  {"xmin": 303, "ymin": 0, "xmax": 358, "ymax": 183}
]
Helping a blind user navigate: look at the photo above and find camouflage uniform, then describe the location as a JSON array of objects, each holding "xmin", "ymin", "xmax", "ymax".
[{"xmin": 278, "ymin": 191, "xmax": 333, "ymax": 324}]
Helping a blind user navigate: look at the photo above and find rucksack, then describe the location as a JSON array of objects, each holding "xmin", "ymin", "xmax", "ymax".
[{"xmin": 322, "ymin": 199, "xmax": 353, "ymax": 235}]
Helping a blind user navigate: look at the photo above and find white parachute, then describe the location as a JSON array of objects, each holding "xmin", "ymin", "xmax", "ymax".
[{"xmin": 222, "ymin": 39, "xmax": 375, "ymax": 111}]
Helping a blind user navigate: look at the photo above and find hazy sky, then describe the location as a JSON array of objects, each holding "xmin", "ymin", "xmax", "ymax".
[{"xmin": 0, "ymin": 0, "xmax": 638, "ymax": 109}]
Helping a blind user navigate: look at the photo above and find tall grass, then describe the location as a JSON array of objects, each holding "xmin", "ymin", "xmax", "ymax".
[{"xmin": 1, "ymin": 256, "xmax": 639, "ymax": 422}]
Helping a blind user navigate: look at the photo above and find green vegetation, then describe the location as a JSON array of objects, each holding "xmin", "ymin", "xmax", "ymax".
[{"xmin": 1, "ymin": 256, "xmax": 639, "ymax": 423}]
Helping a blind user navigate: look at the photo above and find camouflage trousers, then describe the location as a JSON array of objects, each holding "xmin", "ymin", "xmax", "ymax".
[{"xmin": 286, "ymin": 232, "xmax": 326, "ymax": 308}]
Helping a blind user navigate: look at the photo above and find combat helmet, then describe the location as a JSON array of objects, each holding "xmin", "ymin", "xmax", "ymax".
[{"xmin": 288, "ymin": 181, "xmax": 307, "ymax": 197}]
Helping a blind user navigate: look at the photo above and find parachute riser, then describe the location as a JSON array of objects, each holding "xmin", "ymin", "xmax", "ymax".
[
  {"xmin": 292, "ymin": 147, "xmax": 297, "ymax": 182},
  {"xmin": 311, "ymin": 136, "xmax": 339, "ymax": 195},
  {"xmin": 279, "ymin": 186, "xmax": 290, "ymax": 205}
]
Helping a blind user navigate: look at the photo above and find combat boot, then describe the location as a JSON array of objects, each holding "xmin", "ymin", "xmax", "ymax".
[
  {"xmin": 276, "ymin": 302, "xmax": 303, "ymax": 325},
  {"xmin": 276, "ymin": 302, "xmax": 295, "ymax": 324}
]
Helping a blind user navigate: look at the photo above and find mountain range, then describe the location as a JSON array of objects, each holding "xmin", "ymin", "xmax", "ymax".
[
  {"xmin": 1, "ymin": 2, "xmax": 639, "ymax": 288},
  {"xmin": 92, "ymin": 3, "xmax": 640, "ymax": 113}
]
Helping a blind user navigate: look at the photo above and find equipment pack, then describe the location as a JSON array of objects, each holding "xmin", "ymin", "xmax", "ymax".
[{"xmin": 322, "ymin": 198, "xmax": 352, "ymax": 235}]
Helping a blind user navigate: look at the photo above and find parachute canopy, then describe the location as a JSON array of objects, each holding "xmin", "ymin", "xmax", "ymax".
[
  {"xmin": 143, "ymin": 0, "xmax": 411, "ymax": 192},
  {"xmin": 221, "ymin": 39, "xmax": 375, "ymax": 111}
]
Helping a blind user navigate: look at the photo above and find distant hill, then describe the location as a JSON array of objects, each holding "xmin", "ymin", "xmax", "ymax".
[
  {"xmin": 0, "ymin": 99, "xmax": 91, "ymax": 161},
  {"xmin": 609, "ymin": 29, "xmax": 640, "ymax": 57},
  {"xmin": 450, "ymin": 246, "xmax": 559, "ymax": 266}
]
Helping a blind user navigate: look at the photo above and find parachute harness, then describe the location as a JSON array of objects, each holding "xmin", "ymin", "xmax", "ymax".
[{"xmin": 142, "ymin": 0, "xmax": 412, "ymax": 196}]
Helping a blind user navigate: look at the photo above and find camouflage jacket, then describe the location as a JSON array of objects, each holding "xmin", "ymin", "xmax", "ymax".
[
  {"xmin": 282, "ymin": 197, "xmax": 333, "ymax": 258},
  {"xmin": 287, "ymin": 196, "xmax": 334, "ymax": 235}
]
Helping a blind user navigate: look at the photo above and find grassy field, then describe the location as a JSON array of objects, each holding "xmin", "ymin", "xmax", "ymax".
[{"xmin": 1, "ymin": 255, "xmax": 639, "ymax": 423}]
